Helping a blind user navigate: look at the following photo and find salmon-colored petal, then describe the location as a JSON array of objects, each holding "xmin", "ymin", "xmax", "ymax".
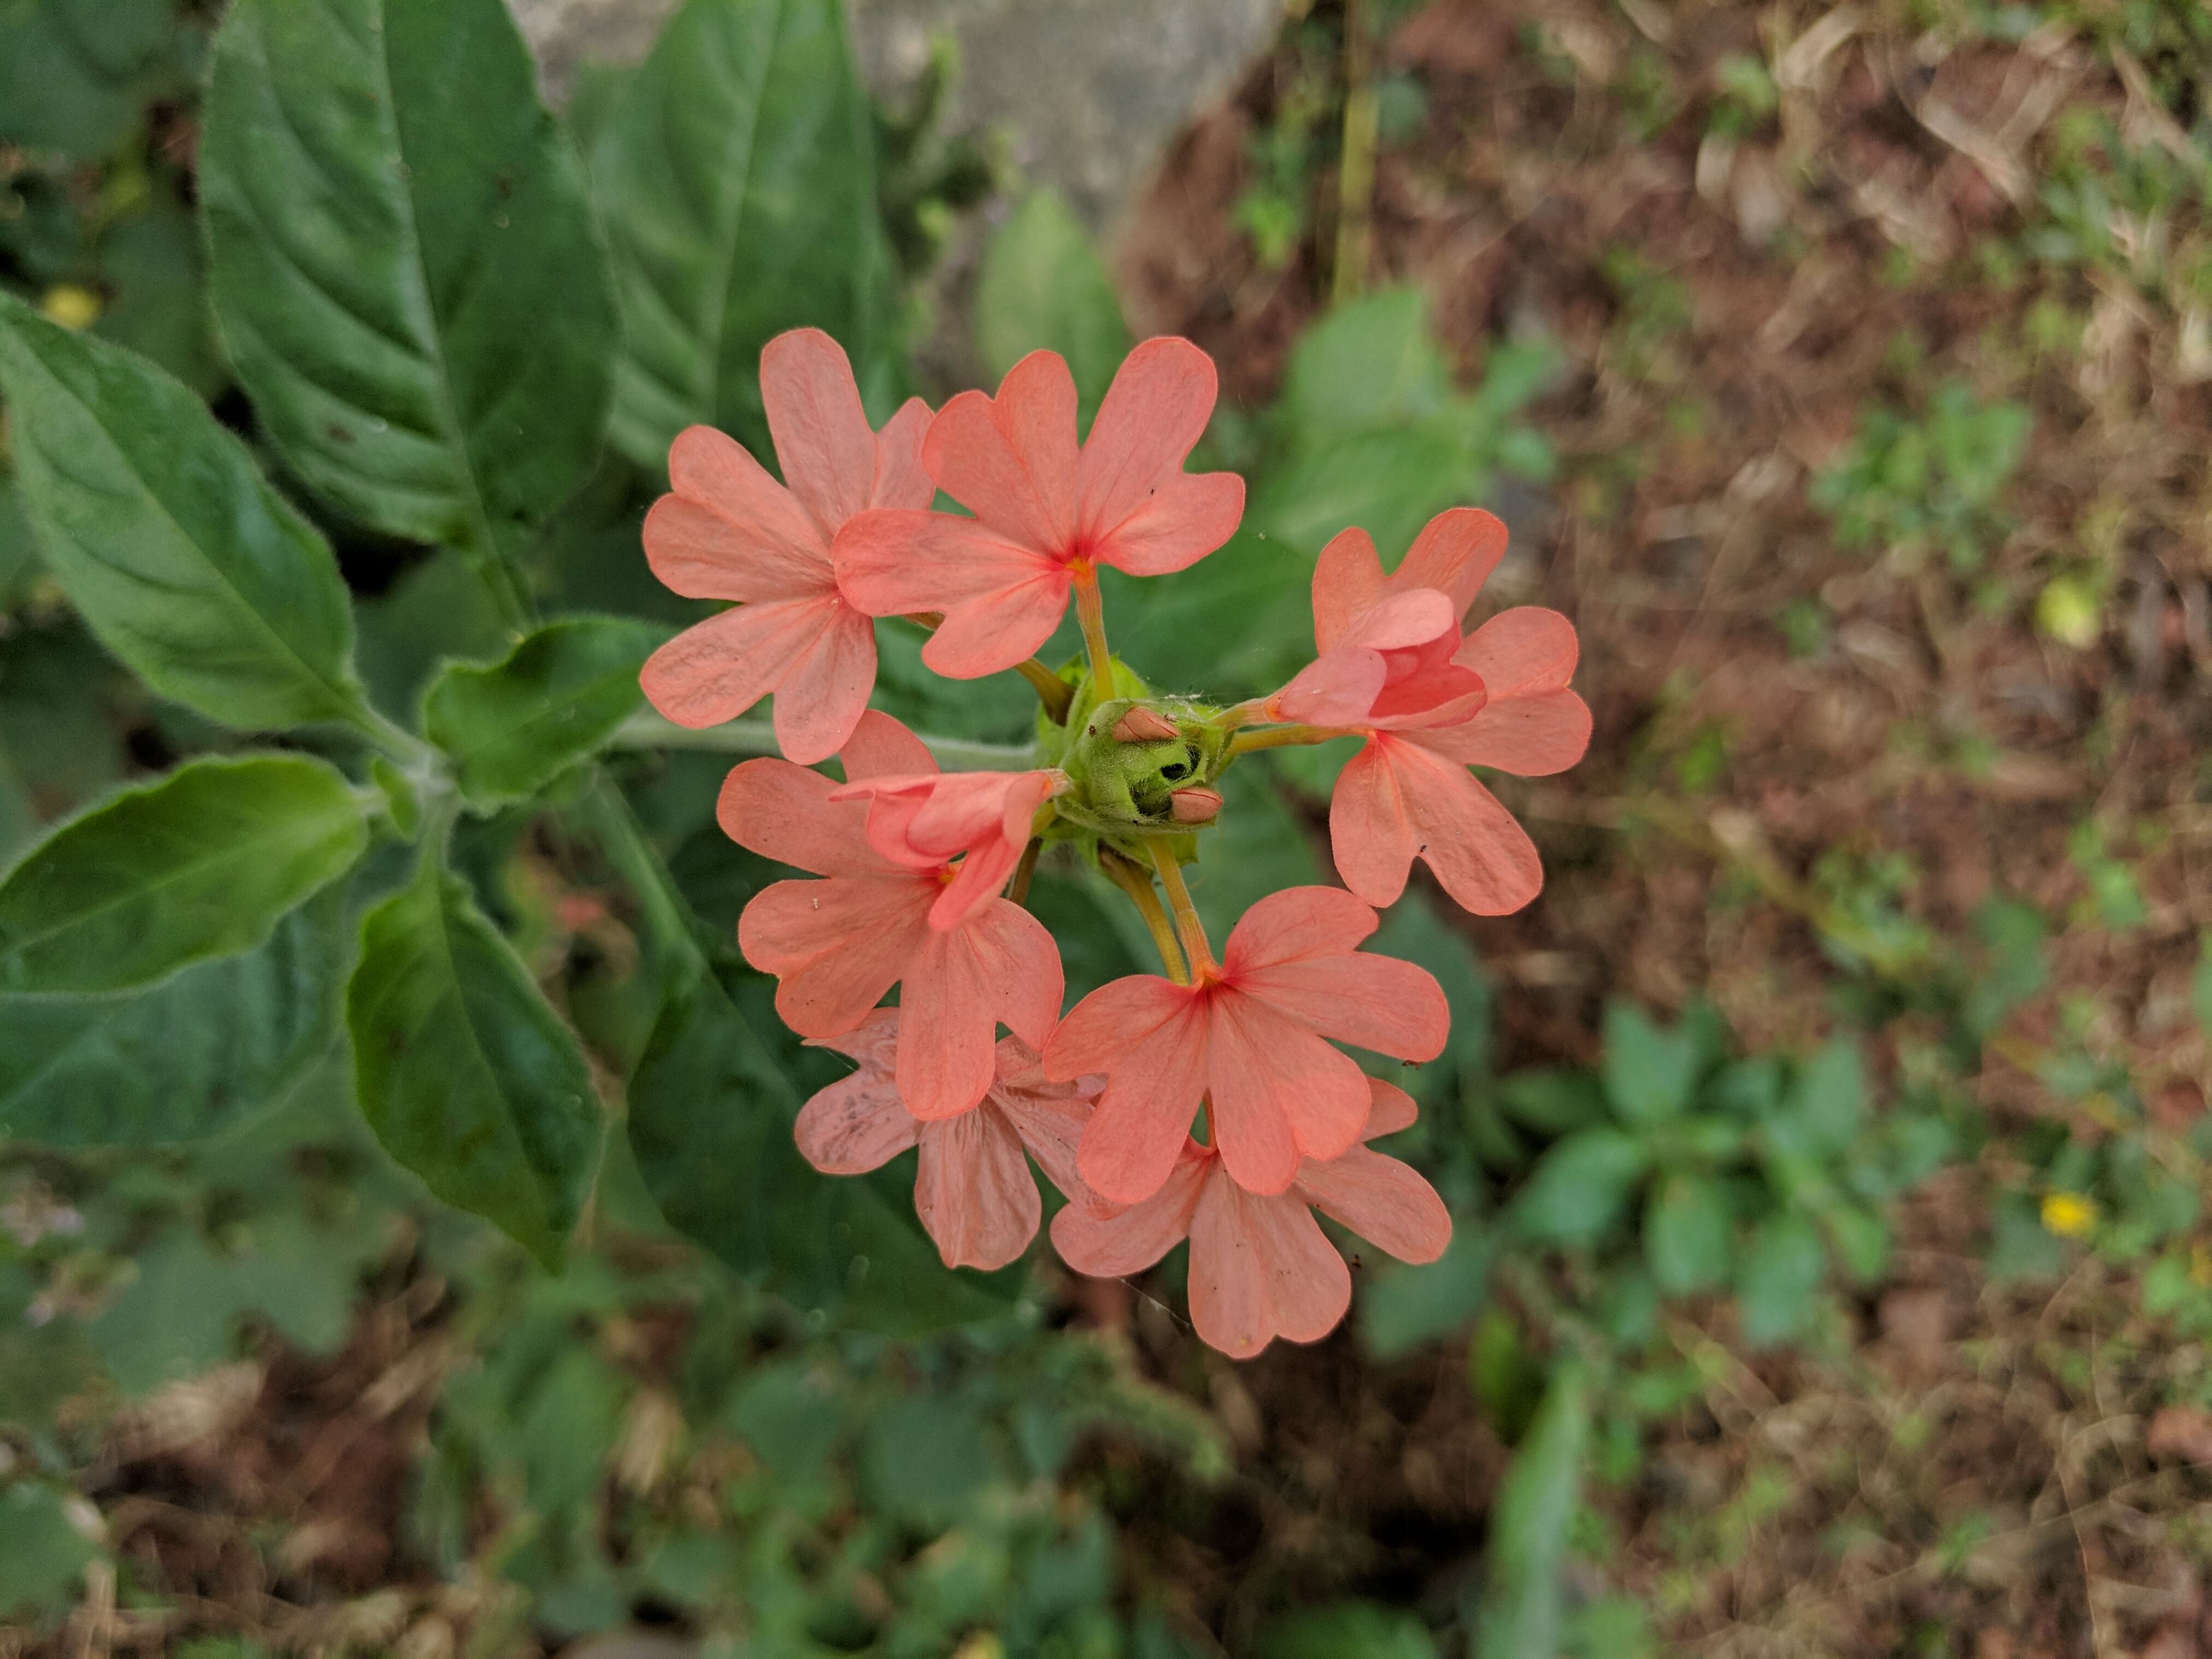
[
  {"xmin": 1391, "ymin": 739, "xmax": 1544, "ymax": 915},
  {"xmin": 1420, "ymin": 688, "xmax": 1592, "ymax": 776},
  {"xmin": 1343, "ymin": 589, "xmax": 1460, "ymax": 651},
  {"xmin": 929, "ymin": 829, "xmax": 1025, "ymax": 930},
  {"xmin": 761, "ymin": 328, "xmax": 879, "ymax": 541},
  {"xmin": 1362, "ymin": 1076, "xmax": 1420, "ymax": 1140},
  {"xmin": 739, "ymin": 875, "xmax": 929, "ymax": 1034},
  {"xmin": 1390, "ymin": 507, "xmax": 1507, "ymax": 621},
  {"xmin": 808, "ymin": 1005, "xmax": 904, "ymax": 1070},
  {"xmin": 1091, "ymin": 470, "xmax": 1245, "ymax": 577},
  {"xmin": 770, "ymin": 603, "xmax": 876, "ymax": 764},
  {"xmin": 664, "ymin": 425, "xmax": 825, "ymax": 579},
  {"xmin": 991, "ymin": 1056, "xmax": 1098, "ymax": 1205},
  {"xmin": 1045, "ymin": 974, "xmax": 1193, "ymax": 1078},
  {"xmin": 959, "ymin": 898, "xmax": 1064, "ymax": 1053},
  {"xmin": 639, "ymin": 597, "xmax": 831, "ymax": 730},
  {"xmin": 922, "ymin": 355, "xmax": 1078, "ymax": 550},
  {"xmin": 1207, "ymin": 995, "xmax": 1372, "ymax": 1187},
  {"xmin": 1049, "ymin": 1148, "xmax": 1209, "ymax": 1277},
  {"xmin": 922, "ymin": 571, "xmax": 1073, "ymax": 679},
  {"xmin": 870, "ymin": 397, "xmax": 936, "ymax": 509},
  {"xmin": 642, "ymin": 492, "xmax": 826, "ymax": 603},
  {"xmin": 914, "ymin": 1107, "xmax": 1040, "ymax": 1269},
  {"xmin": 1237, "ymin": 953, "xmax": 1450, "ymax": 1063},
  {"xmin": 716, "ymin": 757, "xmax": 880, "ymax": 876},
  {"xmin": 1451, "ymin": 605, "xmax": 1579, "ymax": 696},
  {"xmin": 1272, "ymin": 646, "xmax": 1387, "ymax": 728},
  {"xmin": 897, "ymin": 926, "xmax": 1003, "ymax": 1120},
  {"xmin": 1187, "ymin": 1174, "xmax": 1351, "ymax": 1359},
  {"xmin": 839, "ymin": 709, "xmax": 937, "ymax": 784},
  {"xmin": 1295, "ymin": 1143, "xmax": 1451, "ymax": 1264},
  {"xmin": 834, "ymin": 508, "xmax": 1057, "ymax": 616},
  {"xmin": 1072, "ymin": 993, "xmax": 1209, "ymax": 1206},
  {"xmin": 794, "ymin": 1066, "xmax": 916, "ymax": 1174},
  {"xmin": 1222, "ymin": 885, "xmax": 1378, "ymax": 973},
  {"xmin": 1327, "ymin": 737, "xmax": 1415, "ymax": 907},
  {"xmin": 1311, "ymin": 527, "xmax": 1386, "ymax": 653},
  {"xmin": 1078, "ymin": 337, "xmax": 1219, "ymax": 537}
]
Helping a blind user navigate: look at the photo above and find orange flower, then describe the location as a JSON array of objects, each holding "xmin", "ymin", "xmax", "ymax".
[
  {"xmin": 795, "ymin": 1010, "xmax": 1101, "ymax": 1271},
  {"xmin": 832, "ymin": 339, "xmax": 1245, "ymax": 678},
  {"xmin": 1272, "ymin": 509, "xmax": 1591, "ymax": 916},
  {"xmin": 640, "ymin": 329, "xmax": 931, "ymax": 763},
  {"xmin": 722, "ymin": 713, "xmax": 1062, "ymax": 1120},
  {"xmin": 1051, "ymin": 1079, "xmax": 1450, "ymax": 1359},
  {"xmin": 1042, "ymin": 886, "xmax": 1448, "ymax": 1205}
]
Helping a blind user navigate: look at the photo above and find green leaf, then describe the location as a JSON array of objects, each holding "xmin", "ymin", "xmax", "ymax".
[
  {"xmin": 1735, "ymin": 1212, "xmax": 1827, "ymax": 1347},
  {"xmin": 348, "ymin": 857, "xmax": 605, "ymax": 1268},
  {"xmin": 1601, "ymin": 1002, "xmax": 1700, "ymax": 1125},
  {"xmin": 1508, "ymin": 1130, "xmax": 1648, "ymax": 1246},
  {"xmin": 1773, "ymin": 1038, "xmax": 1864, "ymax": 1158},
  {"xmin": 200, "ymin": 0, "xmax": 617, "ymax": 616},
  {"xmin": 423, "ymin": 616, "xmax": 666, "ymax": 807},
  {"xmin": 0, "ymin": 1481, "xmax": 97, "ymax": 1626},
  {"xmin": 0, "ymin": 884, "xmax": 346, "ymax": 1147},
  {"xmin": 1474, "ymin": 1363, "xmax": 1587, "ymax": 1659},
  {"xmin": 1256, "ymin": 1602, "xmax": 1437, "ymax": 1659},
  {"xmin": 0, "ymin": 755, "xmax": 366, "ymax": 994},
  {"xmin": 1644, "ymin": 1172, "xmax": 1731, "ymax": 1295},
  {"xmin": 0, "ymin": 293, "xmax": 372, "ymax": 732},
  {"xmin": 0, "ymin": 0, "xmax": 179, "ymax": 156},
  {"xmin": 974, "ymin": 190, "xmax": 1129, "ymax": 420},
  {"xmin": 591, "ymin": 0, "xmax": 900, "ymax": 468},
  {"xmin": 2195, "ymin": 936, "xmax": 2212, "ymax": 1040}
]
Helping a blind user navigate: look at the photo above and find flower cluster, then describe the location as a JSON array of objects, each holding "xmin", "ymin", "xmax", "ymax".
[{"xmin": 642, "ymin": 328, "xmax": 1589, "ymax": 1358}]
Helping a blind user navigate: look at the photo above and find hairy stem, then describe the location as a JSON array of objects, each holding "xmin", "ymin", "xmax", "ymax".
[
  {"xmin": 1226, "ymin": 722, "xmax": 1353, "ymax": 758},
  {"xmin": 1072, "ymin": 562, "xmax": 1114, "ymax": 700},
  {"xmin": 1005, "ymin": 836, "xmax": 1044, "ymax": 907},
  {"xmin": 1015, "ymin": 657, "xmax": 1075, "ymax": 722},
  {"xmin": 1099, "ymin": 849, "xmax": 1188, "ymax": 985},
  {"xmin": 1148, "ymin": 841, "xmax": 1216, "ymax": 979},
  {"xmin": 613, "ymin": 710, "xmax": 1035, "ymax": 772},
  {"xmin": 1332, "ymin": 0, "xmax": 1378, "ymax": 305}
]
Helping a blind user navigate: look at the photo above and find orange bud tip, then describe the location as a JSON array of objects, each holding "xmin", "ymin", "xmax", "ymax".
[
  {"xmin": 1112, "ymin": 707, "xmax": 1179, "ymax": 743},
  {"xmin": 1169, "ymin": 787, "xmax": 1223, "ymax": 824}
]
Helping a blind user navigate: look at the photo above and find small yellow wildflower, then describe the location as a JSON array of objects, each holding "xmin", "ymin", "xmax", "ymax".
[
  {"xmin": 951, "ymin": 1637, "xmax": 1005, "ymax": 1659},
  {"xmin": 2040, "ymin": 1191, "xmax": 2098, "ymax": 1239},
  {"xmin": 38, "ymin": 285, "xmax": 102, "ymax": 331}
]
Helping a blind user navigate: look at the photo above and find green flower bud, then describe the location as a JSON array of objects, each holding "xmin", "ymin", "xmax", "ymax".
[{"xmin": 1058, "ymin": 695, "xmax": 1229, "ymax": 835}]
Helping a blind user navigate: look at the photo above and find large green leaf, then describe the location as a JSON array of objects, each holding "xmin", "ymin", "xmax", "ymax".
[
  {"xmin": 423, "ymin": 616, "xmax": 666, "ymax": 808},
  {"xmin": 0, "ymin": 0, "xmax": 182, "ymax": 157},
  {"xmin": 200, "ymin": 0, "xmax": 617, "ymax": 616},
  {"xmin": 348, "ymin": 857, "xmax": 605, "ymax": 1268},
  {"xmin": 1643, "ymin": 1172, "xmax": 1731, "ymax": 1296},
  {"xmin": 1474, "ymin": 1364, "xmax": 1588, "ymax": 1659},
  {"xmin": 0, "ymin": 295, "xmax": 371, "ymax": 732},
  {"xmin": 0, "ymin": 755, "xmax": 367, "ymax": 994},
  {"xmin": 974, "ymin": 190, "xmax": 1129, "ymax": 421},
  {"xmin": 592, "ymin": 0, "xmax": 899, "ymax": 468},
  {"xmin": 0, "ymin": 885, "xmax": 346, "ymax": 1147}
]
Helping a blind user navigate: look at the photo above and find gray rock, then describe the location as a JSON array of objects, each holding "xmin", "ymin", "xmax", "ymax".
[{"xmin": 509, "ymin": 0, "xmax": 1282, "ymax": 236}]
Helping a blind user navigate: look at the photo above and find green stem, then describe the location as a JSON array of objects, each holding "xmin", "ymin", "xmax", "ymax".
[
  {"xmin": 1226, "ymin": 723, "xmax": 1352, "ymax": 758},
  {"xmin": 1072, "ymin": 562, "xmax": 1114, "ymax": 701},
  {"xmin": 1148, "ymin": 842, "xmax": 1216, "ymax": 979},
  {"xmin": 1332, "ymin": 0, "xmax": 1378, "ymax": 305},
  {"xmin": 1005, "ymin": 836, "xmax": 1044, "ymax": 907},
  {"xmin": 1016, "ymin": 657, "xmax": 1076, "ymax": 722},
  {"xmin": 613, "ymin": 709, "xmax": 1036, "ymax": 773},
  {"xmin": 1098, "ymin": 849, "xmax": 1187, "ymax": 985},
  {"xmin": 347, "ymin": 703, "xmax": 442, "ymax": 772}
]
